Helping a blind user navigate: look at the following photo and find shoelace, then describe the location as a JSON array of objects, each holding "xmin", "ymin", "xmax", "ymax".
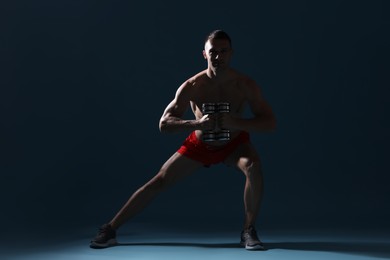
[
  {"xmin": 245, "ymin": 227, "xmax": 259, "ymax": 240},
  {"xmin": 97, "ymin": 226, "xmax": 110, "ymax": 235}
]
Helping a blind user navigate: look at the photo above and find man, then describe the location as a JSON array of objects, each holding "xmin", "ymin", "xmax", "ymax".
[{"xmin": 90, "ymin": 30, "xmax": 276, "ymax": 250}]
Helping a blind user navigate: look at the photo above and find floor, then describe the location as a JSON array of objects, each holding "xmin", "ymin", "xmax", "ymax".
[{"xmin": 3, "ymin": 225, "xmax": 390, "ymax": 260}]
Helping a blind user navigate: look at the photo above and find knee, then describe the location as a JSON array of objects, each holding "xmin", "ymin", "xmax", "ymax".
[
  {"xmin": 240, "ymin": 157, "xmax": 262, "ymax": 179},
  {"xmin": 144, "ymin": 172, "xmax": 170, "ymax": 193}
]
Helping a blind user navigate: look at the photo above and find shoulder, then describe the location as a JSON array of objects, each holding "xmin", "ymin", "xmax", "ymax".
[
  {"xmin": 179, "ymin": 71, "xmax": 208, "ymax": 92},
  {"xmin": 233, "ymin": 70, "xmax": 262, "ymax": 96},
  {"xmin": 175, "ymin": 70, "xmax": 208, "ymax": 98},
  {"xmin": 187, "ymin": 70, "xmax": 208, "ymax": 86}
]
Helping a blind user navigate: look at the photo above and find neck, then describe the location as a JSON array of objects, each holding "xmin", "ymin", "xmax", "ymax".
[{"xmin": 206, "ymin": 67, "xmax": 229, "ymax": 81}]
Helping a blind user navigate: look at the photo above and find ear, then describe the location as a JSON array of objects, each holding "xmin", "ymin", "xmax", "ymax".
[{"xmin": 202, "ymin": 50, "xmax": 207, "ymax": 60}]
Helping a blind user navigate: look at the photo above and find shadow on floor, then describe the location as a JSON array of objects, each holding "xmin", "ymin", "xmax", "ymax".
[
  {"xmin": 116, "ymin": 242, "xmax": 242, "ymax": 249},
  {"xmin": 114, "ymin": 241, "xmax": 390, "ymax": 258}
]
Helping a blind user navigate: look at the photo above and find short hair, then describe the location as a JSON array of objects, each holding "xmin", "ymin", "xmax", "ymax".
[{"xmin": 205, "ymin": 30, "xmax": 232, "ymax": 47}]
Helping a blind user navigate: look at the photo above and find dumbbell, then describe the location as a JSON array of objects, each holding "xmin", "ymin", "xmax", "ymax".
[
  {"xmin": 201, "ymin": 103, "xmax": 217, "ymax": 142},
  {"xmin": 201, "ymin": 102, "xmax": 231, "ymax": 141}
]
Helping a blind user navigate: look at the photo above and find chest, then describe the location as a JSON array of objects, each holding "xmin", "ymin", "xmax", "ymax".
[{"xmin": 191, "ymin": 81, "xmax": 246, "ymax": 114}]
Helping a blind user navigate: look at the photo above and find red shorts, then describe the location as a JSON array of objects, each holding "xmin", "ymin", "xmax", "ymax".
[{"xmin": 177, "ymin": 131, "xmax": 250, "ymax": 167}]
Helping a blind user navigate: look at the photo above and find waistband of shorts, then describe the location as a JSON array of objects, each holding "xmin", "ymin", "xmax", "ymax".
[{"xmin": 189, "ymin": 131, "xmax": 250, "ymax": 150}]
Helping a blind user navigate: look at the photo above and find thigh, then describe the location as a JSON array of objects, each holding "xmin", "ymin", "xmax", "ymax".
[
  {"xmin": 223, "ymin": 142, "xmax": 261, "ymax": 171},
  {"xmin": 156, "ymin": 152, "xmax": 204, "ymax": 184}
]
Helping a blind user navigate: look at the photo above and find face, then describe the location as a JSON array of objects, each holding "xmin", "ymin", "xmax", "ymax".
[{"xmin": 203, "ymin": 38, "xmax": 233, "ymax": 71}]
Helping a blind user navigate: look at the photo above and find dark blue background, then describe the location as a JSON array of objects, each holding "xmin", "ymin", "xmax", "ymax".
[{"xmin": 1, "ymin": 0, "xmax": 389, "ymax": 238}]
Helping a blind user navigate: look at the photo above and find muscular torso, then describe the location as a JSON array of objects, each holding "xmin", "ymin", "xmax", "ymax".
[{"xmin": 187, "ymin": 69, "xmax": 249, "ymax": 145}]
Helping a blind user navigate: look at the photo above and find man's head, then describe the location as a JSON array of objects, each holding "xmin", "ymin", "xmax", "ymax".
[
  {"xmin": 203, "ymin": 30, "xmax": 233, "ymax": 71},
  {"xmin": 204, "ymin": 30, "xmax": 232, "ymax": 48}
]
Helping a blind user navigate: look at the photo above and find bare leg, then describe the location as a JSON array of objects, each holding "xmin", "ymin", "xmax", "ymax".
[
  {"xmin": 241, "ymin": 159, "xmax": 263, "ymax": 228},
  {"xmin": 225, "ymin": 143, "xmax": 263, "ymax": 229},
  {"xmin": 109, "ymin": 152, "xmax": 202, "ymax": 230}
]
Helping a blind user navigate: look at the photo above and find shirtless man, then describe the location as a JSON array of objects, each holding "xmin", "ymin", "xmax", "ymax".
[{"xmin": 90, "ymin": 30, "xmax": 276, "ymax": 250}]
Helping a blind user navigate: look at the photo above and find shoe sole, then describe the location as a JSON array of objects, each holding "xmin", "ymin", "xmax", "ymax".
[
  {"xmin": 240, "ymin": 241, "xmax": 265, "ymax": 251},
  {"xmin": 90, "ymin": 238, "xmax": 117, "ymax": 249}
]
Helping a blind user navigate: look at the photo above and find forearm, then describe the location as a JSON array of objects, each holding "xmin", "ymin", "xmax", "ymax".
[{"xmin": 159, "ymin": 117, "xmax": 201, "ymax": 133}]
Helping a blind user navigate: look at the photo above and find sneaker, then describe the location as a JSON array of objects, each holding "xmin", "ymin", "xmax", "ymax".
[
  {"xmin": 240, "ymin": 225, "xmax": 265, "ymax": 250},
  {"xmin": 90, "ymin": 224, "xmax": 117, "ymax": 249}
]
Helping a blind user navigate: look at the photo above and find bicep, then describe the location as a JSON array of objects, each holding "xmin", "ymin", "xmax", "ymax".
[{"xmin": 162, "ymin": 83, "xmax": 191, "ymax": 118}]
